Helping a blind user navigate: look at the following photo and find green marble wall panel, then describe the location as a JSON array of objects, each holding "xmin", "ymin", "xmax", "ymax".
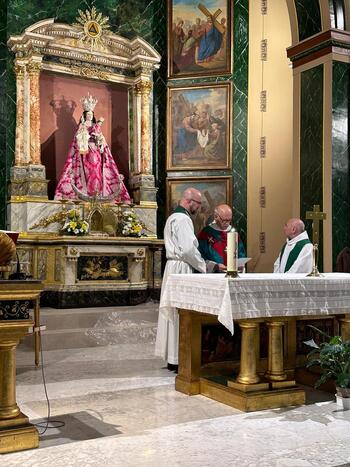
[
  {"xmin": 300, "ymin": 65, "xmax": 323, "ymax": 268},
  {"xmin": 166, "ymin": 0, "xmax": 249, "ymax": 245},
  {"xmin": 294, "ymin": 0, "xmax": 322, "ymax": 41},
  {"xmin": 231, "ymin": 0, "xmax": 248, "ymax": 245},
  {"xmin": 332, "ymin": 61, "xmax": 350, "ymax": 266}
]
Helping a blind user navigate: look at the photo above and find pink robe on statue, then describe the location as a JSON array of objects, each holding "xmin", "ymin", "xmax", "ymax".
[{"xmin": 54, "ymin": 122, "xmax": 131, "ymax": 203}]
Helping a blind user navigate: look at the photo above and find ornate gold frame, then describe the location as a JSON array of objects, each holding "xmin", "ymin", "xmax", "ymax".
[
  {"xmin": 167, "ymin": 0, "xmax": 233, "ymax": 79},
  {"xmin": 166, "ymin": 175, "xmax": 232, "ymax": 218},
  {"xmin": 167, "ymin": 82, "xmax": 232, "ymax": 171}
]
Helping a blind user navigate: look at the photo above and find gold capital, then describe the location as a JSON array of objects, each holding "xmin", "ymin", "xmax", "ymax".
[
  {"xmin": 134, "ymin": 81, "xmax": 152, "ymax": 96},
  {"xmin": 27, "ymin": 62, "xmax": 42, "ymax": 75}
]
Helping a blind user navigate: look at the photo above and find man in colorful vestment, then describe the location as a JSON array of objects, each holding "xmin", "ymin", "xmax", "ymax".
[
  {"xmin": 273, "ymin": 218, "xmax": 313, "ymax": 273},
  {"xmin": 155, "ymin": 188, "xmax": 226, "ymax": 372},
  {"xmin": 197, "ymin": 204, "xmax": 245, "ymax": 268}
]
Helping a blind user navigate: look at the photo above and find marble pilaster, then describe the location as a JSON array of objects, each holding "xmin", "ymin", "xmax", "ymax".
[
  {"xmin": 13, "ymin": 63, "xmax": 25, "ymax": 166},
  {"xmin": 27, "ymin": 59, "xmax": 42, "ymax": 165}
]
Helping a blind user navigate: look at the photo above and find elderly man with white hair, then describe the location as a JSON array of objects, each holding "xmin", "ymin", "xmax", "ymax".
[{"xmin": 273, "ymin": 218, "xmax": 313, "ymax": 274}]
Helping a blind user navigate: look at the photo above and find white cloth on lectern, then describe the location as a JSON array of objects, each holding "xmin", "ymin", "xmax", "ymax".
[
  {"xmin": 273, "ymin": 231, "xmax": 313, "ymax": 274},
  {"xmin": 155, "ymin": 211, "xmax": 206, "ymax": 365}
]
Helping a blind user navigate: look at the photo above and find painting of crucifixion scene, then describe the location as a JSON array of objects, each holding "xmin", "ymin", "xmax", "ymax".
[
  {"xmin": 168, "ymin": 0, "xmax": 231, "ymax": 78},
  {"xmin": 167, "ymin": 83, "xmax": 231, "ymax": 170}
]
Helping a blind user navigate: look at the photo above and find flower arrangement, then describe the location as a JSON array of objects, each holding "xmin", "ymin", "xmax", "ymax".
[
  {"xmin": 118, "ymin": 210, "xmax": 145, "ymax": 237},
  {"xmin": 62, "ymin": 210, "xmax": 89, "ymax": 236}
]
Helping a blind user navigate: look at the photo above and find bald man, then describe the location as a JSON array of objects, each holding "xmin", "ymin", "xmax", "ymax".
[
  {"xmin": 197, "ymin": 204, "xmax": 245, "ymax": 268},
  {"xmin": 273, "ymin": 218, "xmax": 313, "ymax": 274},
  {"xmin": 156, "ymin": 188, "xmax": 220, "ymax": 371}
]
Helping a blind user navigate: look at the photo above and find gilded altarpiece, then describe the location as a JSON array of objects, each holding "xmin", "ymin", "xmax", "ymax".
[{"xmin": 6, "ymin": 13, "xmax": 163, "ymax": 307}]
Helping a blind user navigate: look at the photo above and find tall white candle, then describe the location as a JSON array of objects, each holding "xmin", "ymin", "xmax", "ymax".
[{"xmin": 227, "ymin": 227, "xmax": 238, "ymax": 272}]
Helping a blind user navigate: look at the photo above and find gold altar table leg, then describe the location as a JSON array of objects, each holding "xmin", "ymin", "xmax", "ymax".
[
  {"xmin": 236, "ymin": 321, "xmax": 261, "ymax": 384},
  {"xmin": 175, "ymin": 310, "xmax": 202, "ymax": 395},
  {"xmin": 264, "ymin": 320, "xmax": 287, "ymax": 385},
  {"xmin": 0, "ymin": 321, "xmax": 39, "ymax": 453},
  {"xmin": 339, "ymin": 314, "xmax": 350, "ymax": 341},
  {"xmin": 34, "ymin": 297, "xmax": 40, "ymax": 367}
]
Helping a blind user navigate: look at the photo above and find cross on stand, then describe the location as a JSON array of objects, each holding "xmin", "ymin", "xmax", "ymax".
[{"xmin": 305, "ymin": 204, "xmax": 327, "ymax": 276}]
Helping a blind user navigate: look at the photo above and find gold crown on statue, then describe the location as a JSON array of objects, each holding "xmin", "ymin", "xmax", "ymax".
[{"xmin": 80, "ymin": 93, "xmax": 98, "ymax": 112}]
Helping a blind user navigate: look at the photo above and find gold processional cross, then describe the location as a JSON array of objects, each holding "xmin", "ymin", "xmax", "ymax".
[
  {"xmin": 305, "ymin": 204, "xmax": 327, "ymax": 276},
  {"xmin": 197, "ymin": 3, "xmax": 226, "ymax": 34}
]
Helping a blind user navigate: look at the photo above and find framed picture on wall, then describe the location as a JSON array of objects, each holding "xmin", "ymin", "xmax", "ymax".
[
  {"xmin": 167, "ymin": 82, "xmax": 232, "ymax": 171},
  {"xmin": 168, "ymin": 0, "xmax": 232, "ymax": 79},
  {"xmin": 166, "ymin": 176, "xmax": 232, "ymax": 234}
]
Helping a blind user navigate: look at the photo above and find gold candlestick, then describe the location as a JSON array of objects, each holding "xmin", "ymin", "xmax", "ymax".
[{"xmin": 307, "ymin": 243, "xmax": 322, "ymax": 277}]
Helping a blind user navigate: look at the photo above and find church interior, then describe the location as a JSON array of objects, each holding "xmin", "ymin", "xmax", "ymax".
[{"xmin": 1, "ymin": 0, "xmax": 350, "ymax": 465}]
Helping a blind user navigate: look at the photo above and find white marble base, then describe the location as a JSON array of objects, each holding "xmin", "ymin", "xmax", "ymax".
[{"xmin": 7, "ymin": 201, "xmax": 157, "ymax": 236}]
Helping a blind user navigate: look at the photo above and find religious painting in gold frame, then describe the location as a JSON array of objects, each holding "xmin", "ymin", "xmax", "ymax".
[
  {"xmin": 166, "ymin": 176, "xmax": 232, "ymax": 234},
  {"xmin": 167, "ymin": 82, "xmax": 232, "ymax": 171},
  {"xmin": 168, "ymin": 0, "xmax": 232, "ymax": 78}
]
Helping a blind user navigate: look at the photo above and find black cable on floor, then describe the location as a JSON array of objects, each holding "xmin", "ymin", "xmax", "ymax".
[{"xmin": 33, "ymin": 330, "xmax": 65, "ymax": 435}]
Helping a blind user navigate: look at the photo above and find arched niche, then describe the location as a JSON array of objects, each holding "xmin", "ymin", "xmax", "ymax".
[{"xmin": 7, "ymin": 15, "xmax": 161, "ymax": 203}]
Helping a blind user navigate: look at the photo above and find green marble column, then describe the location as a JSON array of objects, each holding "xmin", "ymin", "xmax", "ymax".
[
  {"xmin": 300, "ymin": 65, "xmax": 324, "ymax": 269},
  {"xmin": 294, "ymin": 0, "xmax": 322, "ymax": 41},
  {"xmin": 332, "ymin": 61, "xmax": 350, "ymax": 267}
]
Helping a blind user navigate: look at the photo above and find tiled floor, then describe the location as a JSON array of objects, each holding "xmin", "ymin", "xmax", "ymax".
[{"xmin": 3, "ymin": 303, "xmax": 350, "ymax": 466}]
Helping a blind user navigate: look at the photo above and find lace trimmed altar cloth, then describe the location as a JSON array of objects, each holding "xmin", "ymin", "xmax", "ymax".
[{"xmin": 159, "ymin": 273, "xmax": 350, "ymax": 334}]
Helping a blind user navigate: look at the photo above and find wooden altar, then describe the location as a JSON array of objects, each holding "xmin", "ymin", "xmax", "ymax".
[{"xmin": 160, "ymin": 273, "xmax": 350, "ymax": 412}]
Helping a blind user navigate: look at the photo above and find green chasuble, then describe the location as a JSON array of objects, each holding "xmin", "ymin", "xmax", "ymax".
[{"xmin": 280, "ymin": 239, "xmax": 311, "ymax": 272}]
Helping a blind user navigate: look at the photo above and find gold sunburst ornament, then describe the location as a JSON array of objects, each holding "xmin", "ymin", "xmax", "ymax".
[{"xmin": 74, "ymin": 7, "xmax": 110, "ymax": 50}]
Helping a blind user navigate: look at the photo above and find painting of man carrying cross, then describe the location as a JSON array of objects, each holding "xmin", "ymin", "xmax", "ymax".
[{"xmin": 169, "ymin": 0, "xmax": 232, "ymax": 78}]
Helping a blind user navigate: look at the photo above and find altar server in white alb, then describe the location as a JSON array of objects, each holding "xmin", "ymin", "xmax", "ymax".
[
  {"xmin": 155, "ymin": 187, "xmax": 225, "ymax": 371},
  {"xmin": 274, "ymin": 218, "xmax": 313, "ymax": 274}
]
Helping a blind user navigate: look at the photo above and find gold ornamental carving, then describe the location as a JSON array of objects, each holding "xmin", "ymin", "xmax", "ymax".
[
  {"xmin": 13, "ymin": 64, "xmax": 25, "ymax": 78},
  {"xmin": 74, "ymin": 7, "xmax": 110, "ymax": 50},
  {"xmin": 27, "ymin": 61, "xmax": 42, "ymax": 75},
  {"xmin": 134, "ymin": 81, "xmax": 152, "ymax": 96},
  {"xmin": 71, "ymin": 64, "xmax": 109, "ymax": 81}
]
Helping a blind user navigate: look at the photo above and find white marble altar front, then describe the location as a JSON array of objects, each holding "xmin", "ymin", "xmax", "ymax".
[{"xmin": 2, "ymin": 303, "xmax": 350, "ymax": 466}]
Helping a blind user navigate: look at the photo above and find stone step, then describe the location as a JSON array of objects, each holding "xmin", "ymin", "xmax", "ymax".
[
  {"xmin": 21, "ymin": 321, "xmax": 157, "ymax": 350},
  {"xmin": 34, "ymin": 303, "xmax": 159, "ymax": 331},
  {"xmin": 19, "ymin": 302, "xmax": 160, "ymax": 351}
]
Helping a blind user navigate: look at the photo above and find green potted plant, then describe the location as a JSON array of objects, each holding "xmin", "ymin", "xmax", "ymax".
[{"xmin": 304, "ymin": 325, "xmax": 350, "ymax": 409}]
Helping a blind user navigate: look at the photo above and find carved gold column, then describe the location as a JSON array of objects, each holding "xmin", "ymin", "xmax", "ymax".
[
  {"xmin": 14, "ymin": 63, "xmax": 25, "ymax": 166},
  {"xmin": 236, "ymin": 321, "xmax": 261, "ymax": 384},
  {"xmin": 133, "ymin": 84, "xmax": 142, "ymax": 174},
  {"xmin": 264, "ymin": 320, "xmax": 287, "ymax": 381},
  {"xmin": 138, "ymin": 80, "xmax": 152, "ymax": 175},
  {"xmin": 27, "ymin": 60, "xmax": 42, "ymax": 165}
]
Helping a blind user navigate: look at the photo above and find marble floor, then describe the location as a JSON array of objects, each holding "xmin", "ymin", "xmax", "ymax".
[{"xmin": 3, "ymin": 302, "xmax": 350, "ymax": 466}]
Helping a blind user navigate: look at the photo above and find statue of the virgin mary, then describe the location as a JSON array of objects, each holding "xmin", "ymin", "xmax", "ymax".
[{"xmin": 54, "ymin": 94, "xmax": 131, "ymax": 203}]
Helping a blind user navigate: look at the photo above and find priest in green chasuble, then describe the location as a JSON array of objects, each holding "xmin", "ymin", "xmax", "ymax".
[
  {"xmin": 197, "ymin": 204, "xmax": 245, "ymax": 267},
  {"xmin": 273, "ymin": 218, "xmax": 313, "ymax": 273}
]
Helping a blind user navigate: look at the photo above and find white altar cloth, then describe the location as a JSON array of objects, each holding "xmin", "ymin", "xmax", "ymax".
[{"xmin": 159, "ymin": 273, "xmax": 350, "ymax": 334}]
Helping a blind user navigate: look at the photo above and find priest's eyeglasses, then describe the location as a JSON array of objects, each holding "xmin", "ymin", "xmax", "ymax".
[
  {"xmin": 216, "ymin": 213, "xmax": 232, "ymax": 223},
  {"xmin": 190, "ymin": 199, "xmax": 202, "ymax": 205}
]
